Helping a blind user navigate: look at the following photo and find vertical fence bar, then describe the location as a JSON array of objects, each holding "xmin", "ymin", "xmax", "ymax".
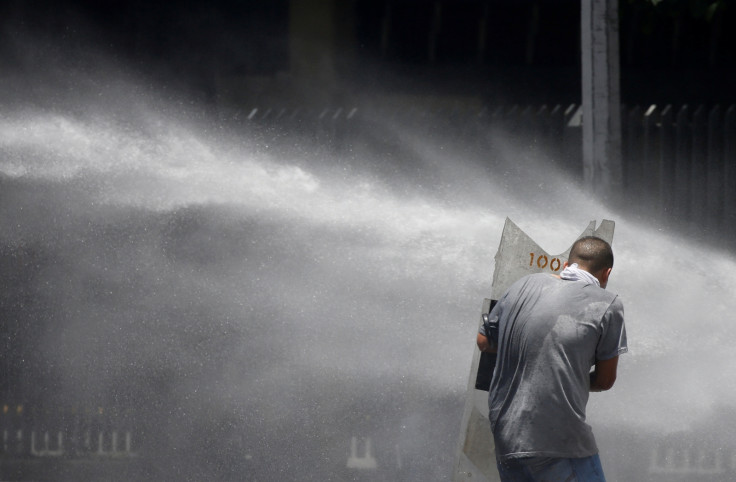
[
  {"xmin": 548, "ymin": 104, "xmax": 565, "ymax": 170},
  {"xmin": 674, "ymin": 105, "xmax": 691, "ymax": 220},
  {"xmin": 659, "ymin": 105, "xmax": 675, "ymax": 218},
  {"xmin": 534, "ymin": 104, "xmax": 549, "ymax": 156},
  {"xmin": 624, "ymin": 105, "xmax": 643, "ymax": 200},
  {"xmin": 642, "ymin": 105, "xmax": 660, "ymax": 213},
  {"xmin": 519, "ymin": 105, "xmax": 535, "ymax": 151},
  {"xmin": 506, "ymin": 105, "xmax": 521, "ymax": 136},
  {"xmin": 690, "ymin": 105, "xmax": 708, "ymax": 233},
  {"xmin": 723, "ymin": 105, "xmax": 736, "ymax": 242},
  {"xmin": 563, "ymin": 104, "xmax": 582, "ymax": 181},
  {"xmin": 620, "ymin": 104, "xmax": 630, "ymax": 193},
  {"xmin": 706, "ymin": 105, "xmax": 724, "ymax": 231}
]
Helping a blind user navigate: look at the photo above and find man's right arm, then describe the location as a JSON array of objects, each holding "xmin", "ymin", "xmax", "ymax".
[
  {"xmin": 477, "ymin": 332, "xmax": 497, "ymax": 354},
  {"xmin": 478, "ymin": 307, "xmax": 499, "ymax": 354}
]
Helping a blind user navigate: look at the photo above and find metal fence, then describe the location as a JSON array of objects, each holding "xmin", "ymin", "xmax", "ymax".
[
  {"xmin": 622, "ymin": 104, "xmax": 736, "ymax": 238},
  {"xmin": 0, "ymin": 403, "xmax": 136, "ymax": 458},
  {"xmin": 239, "ymin": 102, "xmax": 736, "ymax": 242}
]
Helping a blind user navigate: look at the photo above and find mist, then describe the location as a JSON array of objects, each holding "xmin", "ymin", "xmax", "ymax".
[{"xmin": 3, "ymin": 20, "xmax": 736, "ymax": 482}]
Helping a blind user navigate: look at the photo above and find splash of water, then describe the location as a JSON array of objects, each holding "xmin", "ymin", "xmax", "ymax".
[{"xmin": 2, "ymin": 86, "xmax": 736, "ymax": 479}]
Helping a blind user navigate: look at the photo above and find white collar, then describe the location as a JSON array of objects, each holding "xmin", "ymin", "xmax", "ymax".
[{"xmin": 559, "ymin": 263, "xmax": 600, "ymax": 287}]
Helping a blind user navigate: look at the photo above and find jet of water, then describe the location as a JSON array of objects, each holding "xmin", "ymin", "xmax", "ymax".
[{"xmin": 2, "ymin": 78, "xmax": 735, "ymax": 480}]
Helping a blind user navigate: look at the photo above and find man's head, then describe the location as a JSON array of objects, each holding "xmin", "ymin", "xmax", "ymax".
[{"xmin": 567, "ymin": 236, "xmax": 614, "ymax": 288}]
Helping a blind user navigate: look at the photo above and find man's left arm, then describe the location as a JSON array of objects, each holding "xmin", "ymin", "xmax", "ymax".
[
  {"xmin": 591, "ymin": 297, "xmax": 626, "ymax": 392},
  {"xmin": 590, "ymin": 356, "xmax": 618, "ymax": 392}
]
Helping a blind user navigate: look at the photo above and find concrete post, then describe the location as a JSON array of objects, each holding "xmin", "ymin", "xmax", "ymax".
[
  {"xmin": 581, "ymin": 0, "xmax": 622, "ymax": 200},
  {"xmin": 289, "ymin": 0, "xmax": 338, "ymax": 105}
]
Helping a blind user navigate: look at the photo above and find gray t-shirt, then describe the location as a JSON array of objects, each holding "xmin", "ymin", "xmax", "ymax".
[{"xmin": 479, "ymin": 273, "xmax": 627, "ymax": 462}]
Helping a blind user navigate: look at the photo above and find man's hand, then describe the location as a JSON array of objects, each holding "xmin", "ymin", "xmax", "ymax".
[{"xmin": 477, "ymin": 332, "xmax": 497, "ymax": 354}]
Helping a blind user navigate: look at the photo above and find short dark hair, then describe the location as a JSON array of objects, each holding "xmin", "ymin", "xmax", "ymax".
[{"xmin": 568, "ymin": 236, "xmax": 614, "ymax": 273}]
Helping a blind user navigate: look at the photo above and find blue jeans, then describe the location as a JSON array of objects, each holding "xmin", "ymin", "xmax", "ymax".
[{"xmin": 496, "ymin": 454, "xmax": 606, "ymax": 482}]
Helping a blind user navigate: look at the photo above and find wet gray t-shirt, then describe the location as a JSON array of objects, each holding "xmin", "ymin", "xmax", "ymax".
[{"xmin": 480, "ymin": 273, "xmax": 627, "ymax": 462}]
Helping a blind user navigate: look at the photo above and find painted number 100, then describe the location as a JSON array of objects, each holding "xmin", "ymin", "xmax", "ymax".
[{"xmin": 529, "ymin": 253, "xmax": 562, "ymax": 272}]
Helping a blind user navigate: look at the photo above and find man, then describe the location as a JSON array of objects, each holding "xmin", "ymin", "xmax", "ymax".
[{"xmin": 476, "ymin": 236, "xmax": 627, "ymax": 482}]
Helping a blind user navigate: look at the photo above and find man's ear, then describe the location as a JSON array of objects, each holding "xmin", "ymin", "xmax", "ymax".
[{"xmin": 599, "ymin": 267, "xmax": 612, "ymax": 287}]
